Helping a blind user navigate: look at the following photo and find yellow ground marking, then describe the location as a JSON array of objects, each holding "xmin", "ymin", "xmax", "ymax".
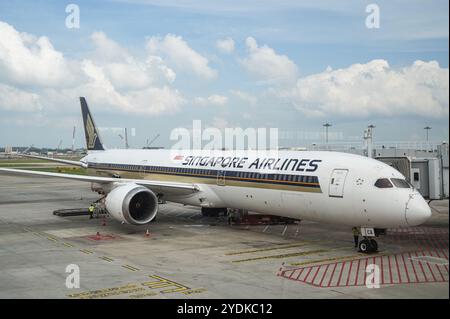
[
  {"xmin": 128, "ymin": 291, "xmax": 158, "ymax": 299},
  {"xmin": 99, "ymin": 256, "xmax": 114, "ymax": 262},
  {"xmin": 46, "ymin": 236, "xmax": 58, "ymax": 242},
  {"xmin": 80, "ymin": 249, "xmax": 93, "ymax": 255},
  {"xmin": 232, "ymin": 249, "xmax": 329, "ymax": 263},
  {"xmin": 289, "ymin": 251, "xmax": 391, "ymax": 266},
  {"xmin": 142, "ymin": 275, "xmax": 191, "ymax": 294},
  {"xmin": 68, "ymin": 284, "xmax": 145, "ymax": 299},
  {"xmin": 122, "ymin": 264, "xmax": 140, "ymax": 272},
  {"xmin": 181, "ymin": 288, "xmax": 208, "ymax": 295},
  {"xmin": 63, "ymin": 242, "xmax": 74, "ymax": 248},
  {"xmin": 225, "ymin": 242, "xmax": 311, "ymax": 256}
]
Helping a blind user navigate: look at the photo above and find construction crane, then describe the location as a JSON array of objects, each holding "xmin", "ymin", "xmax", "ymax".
[{"xmin": 146, "ymin": 133, "xmax": 160, "ymax": 148}]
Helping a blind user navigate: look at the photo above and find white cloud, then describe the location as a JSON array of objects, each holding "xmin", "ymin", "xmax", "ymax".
[
  {"xmin": 276, "ymin": 59, "xmax": 449, "ymax": 118},
  {"xmin": 216, "ymin": 37, "xmax": 235, "ymax": 54},
  {"xmin": 240, "ymin": 37, "xmax": 298, "ymax": 85},
  {"xmin": 147, "ymin": 34, "xmax": 217, "ymax": 80},
  {"xmin": 230, "ymin": 90, "xmax": 257, "ymax": 106},
  {"xmin": 210, "ymin": 116, "xmax": 229, "ymax": 129},
  {"xmin": 79, "ymin": 59, "xmax": 184, "ymax": 115},
  {"xmin": 194, "ymin": 94, "xmax": 228, "ymax": 106},
  {"xmin": 0, "ymin": 84, "xmax": 42, "ymax": 112},
  {"xmin": 0, "ymin": 21, "xmax": 185, "ymax": 116},
  {"xmin": 90, "ymin": 32, "xmax": 176, "ymax": 90},
  {"xmin": 0, "ymin": 21, "xmax": 74, "ymax": 87}
]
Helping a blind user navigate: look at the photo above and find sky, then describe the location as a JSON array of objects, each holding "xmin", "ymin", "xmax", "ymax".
[{"xmin": 0, "ymin": 0, "xmax": 448, "ymax": 149}]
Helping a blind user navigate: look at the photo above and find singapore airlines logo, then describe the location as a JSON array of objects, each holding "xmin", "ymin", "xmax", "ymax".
[{"xmin": 86, "ymin": 114, "xmax": 97, "ymax": 149}]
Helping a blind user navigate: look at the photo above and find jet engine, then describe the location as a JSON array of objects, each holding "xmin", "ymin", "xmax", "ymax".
[{"xmin": 105, "ymin": 183, "xmax": 158, "ymax": 225}]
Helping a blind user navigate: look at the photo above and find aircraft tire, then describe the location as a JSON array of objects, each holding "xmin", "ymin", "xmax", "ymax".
[{"xmin": 358, "ymin": 239, "xmax": 370, "ymax": 253}]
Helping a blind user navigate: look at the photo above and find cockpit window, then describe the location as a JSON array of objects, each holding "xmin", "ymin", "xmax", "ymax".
[
  {"xmin": 375, "ymin": 178, "xmax": 393, "ymax": 188},
  {"xmin": 391, "ymin": 178, "xmax": 412, "ymax": 188}
]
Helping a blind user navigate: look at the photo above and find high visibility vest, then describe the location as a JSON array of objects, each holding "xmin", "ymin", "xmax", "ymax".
[{"xmin": 89, "ymin": 206, "xmax": 95, "ymax": 213}]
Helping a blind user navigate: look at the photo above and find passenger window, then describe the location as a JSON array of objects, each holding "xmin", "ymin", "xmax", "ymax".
[
  {"xmin": 391, "ymin": 178, "xmax": 412, "ymax": 188},
  {"xmin": 374, "ymin": 178, "xmax": 393, "ymax": 188}
]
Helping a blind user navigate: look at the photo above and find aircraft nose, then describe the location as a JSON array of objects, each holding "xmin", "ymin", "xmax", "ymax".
[{"xmin": 405, "ymin": 193, "xmax": 432, "ymax": 226}]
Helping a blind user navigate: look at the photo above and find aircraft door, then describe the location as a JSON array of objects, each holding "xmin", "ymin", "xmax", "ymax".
[
  {"xmin": 217, "ymin": 170, "xmax": 226, "ymax": 186},
  {"xmin": 139, "ymin": 160, "xmax": 148, "ymax": 178},
  {"xmin": 329, "ymin": 169, "xmax": 348, "ymax": 198}
]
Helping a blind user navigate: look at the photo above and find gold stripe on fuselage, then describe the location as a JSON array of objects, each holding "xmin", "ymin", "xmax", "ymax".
[{"xmin": 87, "ymin": 168, "xmax": 322, "ymax": 193}]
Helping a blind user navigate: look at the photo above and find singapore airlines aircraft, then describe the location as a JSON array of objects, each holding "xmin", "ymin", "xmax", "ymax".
[{"xmin": 0, "ymin": 98, "xmax": 431, "ymax": 253}]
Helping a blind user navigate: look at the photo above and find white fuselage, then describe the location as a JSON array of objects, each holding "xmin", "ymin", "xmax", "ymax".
[{"xmin": 82, "ymin": 149, "xmax": 431, "ymax": 228}]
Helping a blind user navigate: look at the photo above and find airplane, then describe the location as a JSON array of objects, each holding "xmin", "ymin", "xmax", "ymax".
[{"xmin": 0, "ymin": 97, "xmax": 432, "ymax": 253}]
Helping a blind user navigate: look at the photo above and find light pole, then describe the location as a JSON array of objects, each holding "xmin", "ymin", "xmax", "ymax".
[
  {"xmin": 323, "ymin": 123, "xmax": 332, "ymax": 149},
  {"xmin": 424, "ymin": 126, "xmax": 432, "ymax": 142}
]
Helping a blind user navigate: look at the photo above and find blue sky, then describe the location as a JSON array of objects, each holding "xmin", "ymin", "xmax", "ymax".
[{"xmin": 0, "ymin": 0, "xmax": 448, "ymax": 149}]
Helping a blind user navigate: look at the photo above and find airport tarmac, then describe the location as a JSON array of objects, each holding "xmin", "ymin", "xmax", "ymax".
[{"xmin": 0, "ymin": 174, "xmax": 448, "ymax": 299}]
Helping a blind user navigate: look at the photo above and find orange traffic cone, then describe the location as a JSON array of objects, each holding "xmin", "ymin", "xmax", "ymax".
[{"xmin": 144, "ymin": 229, "xmax": 150, "ymax": 238}]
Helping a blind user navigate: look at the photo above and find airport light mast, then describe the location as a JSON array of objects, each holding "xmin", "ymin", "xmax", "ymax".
[{"xmin": 424, "ymin": 126, "xmax": 432, "ymax": 142}]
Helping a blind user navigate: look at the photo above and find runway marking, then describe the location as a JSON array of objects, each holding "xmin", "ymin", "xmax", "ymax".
[
  {"xmin": 278, "ymin": 250, "xmax": 449, "ymax": 288},
  {"xmin": 80, "ymin": 249, "xmax": 93, "ymax": 255},
  {"xmin": 232, "ymin": 249, "xmax": 328, "ymax": 263},
  {"xmin": 46, "ymin": 236, "xmax": 58, "ymax": 242},
  {"xmin": 281, "ymin": 225, "xmax": 288, "ymax": 236},
  {"xmin": 68, "ymin": 284, "xmax": 145, "ymax": 299},
  {"xmin": 142, "ymin": 275, "xmax": 191, "ymax": 294},
  {"xmin": 67, "ymin": 276, "xmax": 206, "ymax": 299},
  {"xmin": 225, "ymin": 242, "xmax": 310, "ymax": 256},
  {"xmin": 99, "ymin": 256, "xmax": 114, "ymax": 262},
  {"xmin": 122, "ymin": 264, "xmax": 140, "ymax": 272},
  {"xmin": 128, "ymin": 291, "xmax": 158, "ymax": 299},
  {"xmin": 63, "ymin": 242, "xmax": 74, "ymax": 248}
]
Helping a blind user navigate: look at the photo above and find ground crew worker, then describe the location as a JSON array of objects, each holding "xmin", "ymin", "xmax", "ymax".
[
  {"xmin": 352, "ymin": 227, "xmax": 360, "ymax": 248},
  {"xmin": 88, "ymin": 204, "xmax": 95, "ymax": 220}
]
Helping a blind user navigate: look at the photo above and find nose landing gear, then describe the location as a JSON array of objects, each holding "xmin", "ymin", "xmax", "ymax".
[
  {"xmin": 358, "ymin": 238, "xmax": 378, "ymax": 253},
  {"xmin": 355, "ymin": 227, "xmax": 380, "ymax": 254}
]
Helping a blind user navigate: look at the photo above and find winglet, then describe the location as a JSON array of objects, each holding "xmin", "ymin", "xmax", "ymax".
[{"xmin": 80, "ymin": 97, "xmax": 105, "ymax": 151}]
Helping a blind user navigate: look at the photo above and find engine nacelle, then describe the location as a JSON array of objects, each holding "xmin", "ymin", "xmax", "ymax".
[{"xmin": 105, "ymin": 183, "xmax": 158, "ymax": 225}]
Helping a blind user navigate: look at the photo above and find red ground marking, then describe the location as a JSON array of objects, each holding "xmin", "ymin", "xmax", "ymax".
[
  {"xmin": 408, "ymin": 252, "xmax": 419, "ymax": 282},
  {"xmin": 388, "ymin": 255, "xmax": 393, "ymax": 284},
  {"xmin": 303, "ymin": 266, "xmax": 314, "ymax": 282},
  {"xmin": 346, "ymin": 261, "xmax": 354, "ymax": 286},
  {"xmin": 394, "ymin": 254, "xmax": 402, "ymax": 284},
  {"xmin": 354, "ymin": 259, "xmax": 361, "ymax": 286},
  {"xmin": 326, "ymin": 263, "xmax": 338, "ymax": 287},
  {"xmin": 310, "ymin": 266, "xmax": 321, "ymax": 285},
  {"xmin": 401, "ymin": 254, "xmax": 411, "ymax": 283},
  {"xmin": 415, "ymin": 251, "xmax": 429, "ymax": 282},
  {"xmin": 336, "ymin": 261, "xmax": 346, "ymax": 287},
  {"xmin": 318, "ymin": 264, "xmax": 330, "ymax": 287},
  {"xmin": 296, "ymin": 268, "xmax": 305, "ymax": 280}
]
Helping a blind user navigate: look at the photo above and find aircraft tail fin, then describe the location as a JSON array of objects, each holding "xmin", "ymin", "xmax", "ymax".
[{"xmin": 80, "ymin": 97, "xmax": 105, "ymax": 151}]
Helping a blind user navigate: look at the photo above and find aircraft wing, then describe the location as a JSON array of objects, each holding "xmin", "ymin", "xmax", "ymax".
[
  {"xmin": 0, "ymin": 168, "xmax": 199, "ymax": 195},
  {"xmin": 18, "ymin": 154, "xmax": 87, "ymax": 168}
]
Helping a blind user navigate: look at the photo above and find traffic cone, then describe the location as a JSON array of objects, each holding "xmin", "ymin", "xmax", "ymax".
[
  {"xmin": 144, "ymin": 229, "xmax": 150, "ymax": 238},
  {"xmin": 96, "ymin": 231, "xmax": 101, "ymax": 239}
]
